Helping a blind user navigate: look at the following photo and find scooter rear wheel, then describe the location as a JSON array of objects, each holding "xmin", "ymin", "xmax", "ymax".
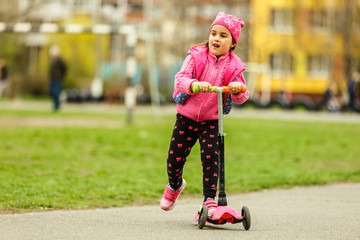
[
  {"xmin": 198, "ymin": 205, "xmax": 208, "ymax": 229},
  {"xmin": 241, "ymin": 206, "xmax": 251, "ymax": 230}
]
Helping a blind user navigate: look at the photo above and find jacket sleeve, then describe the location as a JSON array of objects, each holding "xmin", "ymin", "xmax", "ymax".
[
  {"xmin": 174, "ymin": 54, "xmax": 198, "ymax": 94},
  {"xmin": 231, "ymin": 72, "xmax": 249, "ymax": 104}
]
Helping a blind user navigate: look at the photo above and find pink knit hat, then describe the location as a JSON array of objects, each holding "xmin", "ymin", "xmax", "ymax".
[{"xmin": 210, "ymin": 12, "xmax": 245, "ymax": 43}]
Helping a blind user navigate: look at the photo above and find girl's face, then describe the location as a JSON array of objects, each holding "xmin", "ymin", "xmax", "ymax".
[{"xmin": 209, "ymin": 25, "xmax": 236, "ymax": 58}]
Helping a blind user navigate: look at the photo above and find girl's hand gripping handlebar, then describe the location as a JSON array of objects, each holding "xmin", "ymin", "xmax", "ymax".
[{"xmin": 192, "ymin": 85, "xmax": 247, "ymax": 94}]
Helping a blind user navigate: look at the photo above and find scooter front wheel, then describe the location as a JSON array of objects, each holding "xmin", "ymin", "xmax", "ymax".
[
  {"xmin": 241, "ymin": 206, "xmax": 251, "ymax": 230},
  {"xmin": 198, "ymin": 205, "xmax": 208, "ymax": 229}
]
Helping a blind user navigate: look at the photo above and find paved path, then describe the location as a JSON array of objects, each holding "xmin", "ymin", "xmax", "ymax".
[
  {"xmin": 1, "ymin": 101, "xmax": 359, "ymax": 239},
  {"xmin": 1, "ymin": 183, "xmax": 359, "ymax": 240}
]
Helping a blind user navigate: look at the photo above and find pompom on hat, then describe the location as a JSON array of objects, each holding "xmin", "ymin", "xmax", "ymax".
[{"xmin": 210, "ymin": 12, "xmax": 245, "ymax": 43}]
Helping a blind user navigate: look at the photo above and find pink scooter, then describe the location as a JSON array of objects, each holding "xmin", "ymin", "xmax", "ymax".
[{"xmin": 193, "ymin": 85, "xmax": 251, "ymax": 230}]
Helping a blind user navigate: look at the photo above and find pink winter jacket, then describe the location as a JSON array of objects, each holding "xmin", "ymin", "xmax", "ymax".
[{"xmin": 174, "ymin": 46, "xmax": 249, "ymax": 122}]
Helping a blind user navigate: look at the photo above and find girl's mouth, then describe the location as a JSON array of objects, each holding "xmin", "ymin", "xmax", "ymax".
[{"xmin": 212, "ymin": 43, "xmax": 220, "ymax": 48}]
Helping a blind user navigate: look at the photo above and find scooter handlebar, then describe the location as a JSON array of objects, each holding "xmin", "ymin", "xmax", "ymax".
[
  {"xmin": 192, "ymin": 85, "xmax": 247, "ymax": 93},
  {"xmin": 192, "ymin": 85, "xmax": 217, "ymax": 93}
]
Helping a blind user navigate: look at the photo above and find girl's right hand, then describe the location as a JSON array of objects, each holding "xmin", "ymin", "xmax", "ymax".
[{"xmin": 191, "ymin": 82, "xmax": 213, "ymax": 93}]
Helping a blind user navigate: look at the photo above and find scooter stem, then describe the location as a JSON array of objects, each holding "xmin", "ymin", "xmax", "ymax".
[{"xmin": 216, "ymin": 87, "xmax": 227, "ymax": 206}]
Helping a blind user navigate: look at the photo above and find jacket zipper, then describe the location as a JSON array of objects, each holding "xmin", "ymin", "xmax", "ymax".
[
  {"xmin": 198, "ymin": 94, "xmax": 205, "ymax": 122},
  {"xmin": 198, "ymin": 57, "xmax": 219, "ymax": 121}
]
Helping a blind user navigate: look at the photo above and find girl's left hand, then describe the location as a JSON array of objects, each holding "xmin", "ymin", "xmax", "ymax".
[{"xmin": 228, "ymin": 82, "xmax": 244, "ymax": 94}]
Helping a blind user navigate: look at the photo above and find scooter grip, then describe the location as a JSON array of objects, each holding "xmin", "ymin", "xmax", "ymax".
[
  {"xmin": 222, "ymin": 86, "xmax": 231, "ymax": 93},
  {"xmin": 192, "ymin": 86, "xmax": 217, "ymax": 93},
  {"xmin": 222, "ymin": 86, "xmax": 247, "ymax": 93},
  {"xmin": 240, "ymin": 85, "xmax": 247, "ymax": 93},
  {"xmin": 192, "ymin": 85, "xmax": 200, "ymax": 93}
]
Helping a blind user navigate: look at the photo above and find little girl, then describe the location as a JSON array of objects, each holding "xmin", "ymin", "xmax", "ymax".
[{"xmin": 160, "ymin": 12, "xmax": 249, "ymax": 217}]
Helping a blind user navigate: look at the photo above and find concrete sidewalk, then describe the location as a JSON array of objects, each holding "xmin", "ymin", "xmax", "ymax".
[
  {"xmin": 1, "ymin": 183, "xmax": 359, "ymax": 240},
  {"xmin": 1, "ymin": 101, "xmax": 359, "ymax": 239}
]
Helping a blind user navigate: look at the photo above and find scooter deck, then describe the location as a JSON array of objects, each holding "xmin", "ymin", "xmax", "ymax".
[{"xmin": 195, "ymin": 206, "xmax": 243, "ymax": 225}]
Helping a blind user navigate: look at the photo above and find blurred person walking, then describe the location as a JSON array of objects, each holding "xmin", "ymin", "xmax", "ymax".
[
  {"xmin": 323, "ymin": 81, "xmax": 341, "ymax": 113},
  {"xmin": 160, "ymin": 12, "xmax": 249, "ymax": 218},
  {"xmin": 0, "ymin": 58, "xmax": 8, "ymax": 98},
  {"xmin": 49, "ymin": 46, "xmax": 67, "ymax": 111},
  {"xmin": 348, "ymin": 71, "xmax": 360, "ymax": 112}
]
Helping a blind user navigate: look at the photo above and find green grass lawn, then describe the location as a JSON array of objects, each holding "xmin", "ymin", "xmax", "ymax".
[{"xmin": 0, "ymin": 107, "xmax": 359, "ymax": 213}]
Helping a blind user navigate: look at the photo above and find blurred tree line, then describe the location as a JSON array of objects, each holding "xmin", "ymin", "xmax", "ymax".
[
  {"xmin": 0, "ymin": 32, "xmax": 109, "ymax": 98},
  {"xmin": 0, "ymin": 0, "xmax": 359, "ymax": 103}
]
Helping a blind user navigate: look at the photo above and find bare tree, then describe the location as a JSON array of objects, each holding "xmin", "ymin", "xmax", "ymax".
[{"xmin": 343, "ymin": 0, "xmax": 357, "ymax": 78}]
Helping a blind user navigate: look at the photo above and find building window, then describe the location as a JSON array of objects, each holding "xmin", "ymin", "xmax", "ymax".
[
  {"xmin": 269, "ymin": 9, "xmax": 294, "ymax": 33},
  {"xmin": 308, "ymin": 55, "xmax": 330, "ymax": 78},
  {"xmin": 18, "ymin": 0, "xmax": 30, "ymax": 11},
  {"xmin": 101, "ymin": 0, "xmax": 118, "ymax": 7},
  {"xmin": 270, "ymin": 54, "xmax": 293, "ymax": 76},
  {"xmin": 73, "ymin": 0, "xmax": 91, "ymax": 10},
  {"xmin": 355, "ymin": 7, "xmax": 360, "ymax": 33},
  {"xmin": 128, "ymin": 2, "xmax": 143, "ymax": 14},
  {"xmin": 309, "ymin": 10, "xmax": 330, "ymax": 32}
]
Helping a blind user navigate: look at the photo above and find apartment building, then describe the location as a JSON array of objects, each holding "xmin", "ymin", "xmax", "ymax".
[{"xmin": 248, "ymin": 0, "xmax": 360, "ymax": 109}]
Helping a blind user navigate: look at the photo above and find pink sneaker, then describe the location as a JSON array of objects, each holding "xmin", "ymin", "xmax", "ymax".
[
  {"xmin": 194, "ymin": 198, "xmax": 218, "ymax": 222},
  {"xmin": 203, "ymin": 198, "xmax": 218, "ymax": 217},
  {"xmin": 160, "ymin": 179, "xmax": 186, "ymax": 211}
]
